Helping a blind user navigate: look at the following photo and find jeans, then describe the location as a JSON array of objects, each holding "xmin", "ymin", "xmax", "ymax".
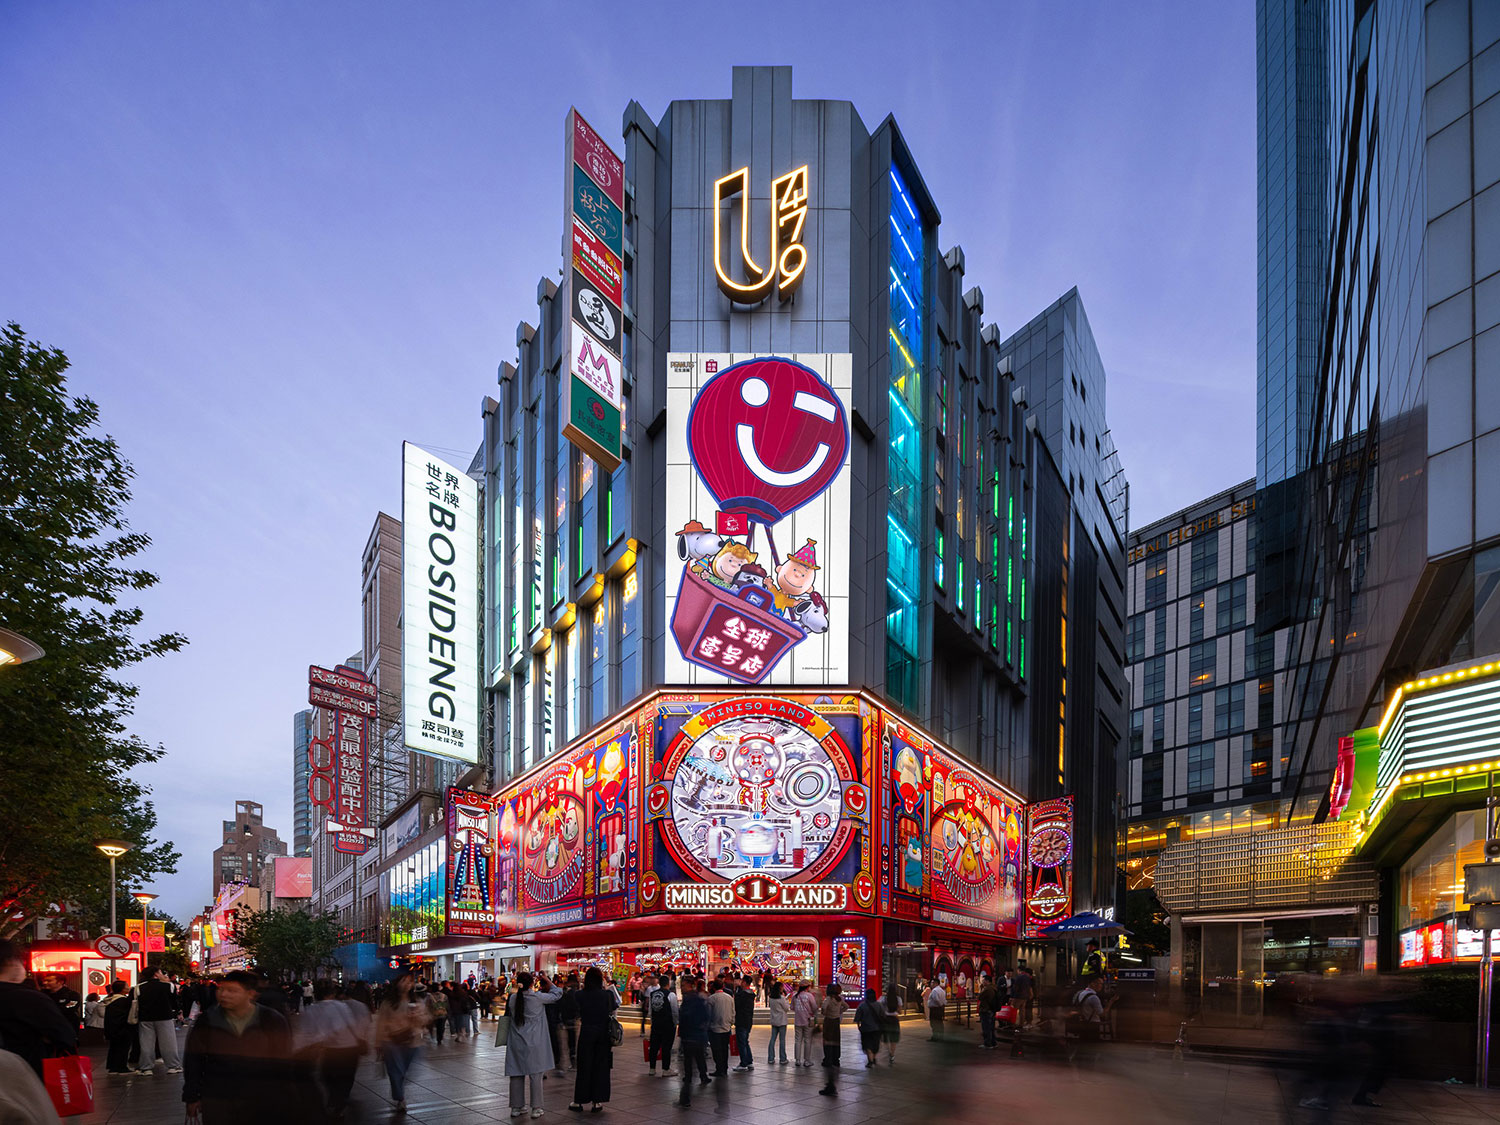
[
  {"xmin": 320, "ymin": 1046, "xmax": 362, "ymax": 1112},
  {"xmin": 980, "ymin": 1010, "xmax": 996, "ymax": 1048},
  {"xmin": 648, "ymin": 1021, "xmax": 675, "ymax": 1069},
  {"xmin": 137, "ymin": 1019, "xmax": 181, "ymax": 1069},
  {"xmin": 678, "ymin": 1042, "xmax": 708, "ymax": 1103},
  {"xmin": 734, "ymin": 1025, "xmax": 752, "ymax": 1066},
  {"xmin": 794, "ymin": 1024, "xmax": 815, "ymax": 1066},
  {"xmin": 384, "ymin": 1045, "xmax": 418, "ymax": 1101},
  {"xmin": 709, "ymin": 1030, "xmax": 730, "ymax": 1074},
  {"xmin": 510, "ymin": 1073, "xmax": 544, "ymax": 1112},
  {"xmin": 928, "ymin": 1009, "xmax": 944, "ymax": 1039},
  {"xmin": 767, "ymin": 1024, "xmax": 787, "ymax": 1062}
]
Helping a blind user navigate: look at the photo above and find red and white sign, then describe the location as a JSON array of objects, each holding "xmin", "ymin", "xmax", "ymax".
[
  {"xmin": 571, "ymin": 220, "xmax": 623, "ymax": 307},
  {"xmin": 570, "ymin": 323, "xmax": 624, "ymax": 409},
  {"xmin": 309, "ymin": 664, "xmax": 378, "ymax": 718},
  {"xmin": 572, "ymin": 110, "xmax": 624, "ymax": 208},
  {"xmin": 95, "ymin": 934, "xmax": 130, "ymax": 959},
  {"xmin": 661, "ymin": 873, "xmax": 849, "ymax": 913}
]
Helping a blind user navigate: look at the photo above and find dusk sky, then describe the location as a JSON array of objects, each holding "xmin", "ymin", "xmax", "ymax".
[{"xmin": 1, "ymin": 1, "xmax": 1256, "ymax": 925}]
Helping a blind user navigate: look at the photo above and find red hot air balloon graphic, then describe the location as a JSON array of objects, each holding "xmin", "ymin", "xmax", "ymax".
[{"xmin": 672, "ymin": 356, "xmax": 848, "ymax": 684}]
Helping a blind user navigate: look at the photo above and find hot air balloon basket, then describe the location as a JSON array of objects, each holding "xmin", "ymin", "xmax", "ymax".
[{"xmin": 671, "ymin": 568, "xmax": 804, "ymax": 684}]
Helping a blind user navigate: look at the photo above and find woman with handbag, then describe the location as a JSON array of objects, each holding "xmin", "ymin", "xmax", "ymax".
[
  {"xmin": 569, "ymin": 967, "xmax": 619, "ymax": 1113},
  {"xmin": 504, "ymin": 971, "xmax": 562, "ymax": 1119}
]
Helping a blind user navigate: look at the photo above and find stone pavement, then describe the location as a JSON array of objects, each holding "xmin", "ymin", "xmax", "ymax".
[{"xmin": 69, "ymin": 1018, "xmax": 1500, "ymax": 1124}]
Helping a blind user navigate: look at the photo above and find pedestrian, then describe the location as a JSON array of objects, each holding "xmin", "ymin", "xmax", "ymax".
[
  {"xmin": 1071, "ymin": 975, "xmax": 1105, "ymax": 1066},
  {"xmin": 42, "ymin": 975, "xmax": 81, "ymax": 1032},
  {"xmin": 182, "ymin": 969, "xmax": 294, "ymax": 1125},
  {"xmin": 544, "ymin": 976, "xmax": 567, "ymax": 1078},
  {"xmin": 792, "ymin": 980, "xmax": 819, "ymax": 1068},
  {"xmin": 374, "ymin": 972, "xmax": 428, "ymax": 1114},
  {"xmin": 977, "ymin": 975, "xmax": 998, "ymax": 1050},
  {"xmin": 731, "ymin": 974, "xmax": 755, "ymax": 1071},
  {"xmin": 297, "ymin": 980, "xmax": 367, "ymax": 1120},
  {"xmin": 424, "ymin": 983, "xmax": 447, "ymax": 1045},
  {"xmin": 854, "ymin": 988, "xmax": 883, "ymax": 1067},
  {"xmin": 0, "ymin": 1042, "xmax": 62, "ymax": 1125},
  {"xmin": 83, "ymin": 992, "xmax": 101, "ymax": 1031},
  {"xmin": 705, "ymin": 980, "xmax": 734, "ymax": 1076},
  {"xmin": 0, "ymin": 943, "xmax": 76, "ymax": 1081},
  {"xmin": 925, "ymin": 977, "xmax": 947, "ymax": 1041},
  {"xmin": 1084, "ymin": 941, "xmax": 1105, "ymax": 978},
  {"xmin": 1012, "ymin": 963, "xmax": 1034, "ymax": 1026},
  {"xmin": 569, "ymin": 966, "xmax": 619, "ymax": 1112},
  {"xmin": 817, "ymin": 983, "xmax": 847, "ymax": 1098},
  {"xmin": 134, "ymin": 965, "xmax": 184, "ymax": 1075},
  {"xmin": 645, "ymin": 972, "xmax": 677, "ymax": 1077},
  {"xmin": 505, "ymin": 971, "xmax": 563, "ymax": 1119},
  {"xmin": 765, "ymin": 981, "xmax": 790, "ymax": 1065},
  {"xmin": 875, "ymin": 984, "xmax": 902, "ymax": 1065},
  {"xmin": 463, "ymin": 982, "xmax": 482, "ymax": 1037},
  {"xmin": 558, "ymin": 974, "xmax": 581, "ymax": 1070},
  {"xmin": 100, "ymin": 980, "xmax": 134, "ymax": 1075},
  {"xmin": 675, "ymin": 977, "xmax": 711, "ymax": 1108}
]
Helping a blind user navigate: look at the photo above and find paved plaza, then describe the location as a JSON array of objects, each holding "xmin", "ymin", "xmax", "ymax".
[{"xmin": 66, "ymin": 1017, "xmax": 1500, "ymax": 1125}]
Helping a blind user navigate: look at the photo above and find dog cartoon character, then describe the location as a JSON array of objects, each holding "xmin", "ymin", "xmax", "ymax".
[
  {"xmin": 789, "ymin": 590, "xmax": 830, "ymax": 634},
  {"xmin": 731, "ymin": 562, "xmax": 770, "ymax": 593},
  {"xmin": 676, "ymin": 520, "xmax": 724, "ymax": 570}
]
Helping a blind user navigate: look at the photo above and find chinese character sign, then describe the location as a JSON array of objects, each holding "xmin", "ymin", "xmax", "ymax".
[
  {"xmin": 665, "ymin": 354, "xmax": 851, "ymax": 687},
  {"xmin": 402, "ymin": 443, "xmax": 480, "ymax": 763}
]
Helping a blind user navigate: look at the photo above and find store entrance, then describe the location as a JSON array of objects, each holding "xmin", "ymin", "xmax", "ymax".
[{"xmin": 547, "ymin": 937, "xmax": 819, "ymax": 1005}]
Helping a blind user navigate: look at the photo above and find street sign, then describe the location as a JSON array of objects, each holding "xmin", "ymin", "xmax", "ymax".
[
  {"xmin": 95, "ymin": 933, "xmax": 130, "ymax": 959},
  {"xmin": 1116, "ymin": 967, "xmax": 1156, "ymax": 981}
]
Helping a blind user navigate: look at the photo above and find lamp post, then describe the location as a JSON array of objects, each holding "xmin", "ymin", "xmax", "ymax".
[
  {"xmin": 95, "ymin": 840, "xmax": 131, "ymax": 984},
  {"xmin": 0, "ymin": 626, "xmax": 44, "ymax": 667},
  {"xmin": 131, "ymin": 891, "xmax": 157, "ymax": 969}
]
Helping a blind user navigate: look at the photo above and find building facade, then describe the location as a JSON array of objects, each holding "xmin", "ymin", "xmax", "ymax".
[
  {"xmin": 292, "ymin": 708, "xmax": 313, "ymax": 858},
  {"xmin": 440, "ymin": 66, "xmax": 1129, "ymax": 989},
  {"xmin": 210, "ymin": 799, "xmax": 286, "ymax": 900}
]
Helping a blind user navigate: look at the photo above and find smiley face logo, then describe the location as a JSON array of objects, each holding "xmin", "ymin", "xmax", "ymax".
[{"xmin": 686, "ymin": 357, "xmax": 849, "ymax": 525}]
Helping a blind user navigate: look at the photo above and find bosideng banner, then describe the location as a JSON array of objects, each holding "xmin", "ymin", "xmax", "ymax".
[
  {"xmin": 402, "ymin": 442, "xmax": 480, "ymax": 763},
  {"xmin": 663, "ymin": 354, "xmax": 852, "ymax": 688}
]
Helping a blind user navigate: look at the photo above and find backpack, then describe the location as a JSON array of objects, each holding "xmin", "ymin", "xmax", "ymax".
[
  {"xmin": 649, "ymin": 988, "xmax": 668, "ymax": 1015},
  {"xmin": 430, "ymin": 994, "xmax": 449, "ymax": 1019}
]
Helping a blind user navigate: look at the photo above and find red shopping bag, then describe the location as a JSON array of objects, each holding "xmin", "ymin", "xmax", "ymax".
[
  {"xmin": 643, "ymin": 1039, "xmax": 651, "ymax": 1063},
  {"xmin": 44, "ymin": 1054, "xmax": 95, "ymax": 1116},
  {"xmin": 728, "ymin": 1036, "xmax": 738, "ymax": 1058},
  {"xmin": 998, "ymin": 1004, "xmax": 1018, "ymax": 1025}
]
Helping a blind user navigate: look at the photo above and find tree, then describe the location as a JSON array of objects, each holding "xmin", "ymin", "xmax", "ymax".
[
  {"xmin": 235, "ymin": 908, "xmax": 342, "ymax": 980},
  {"xmin": 0, "ymin": 323, "xmax": 186, "ymax": 938}
]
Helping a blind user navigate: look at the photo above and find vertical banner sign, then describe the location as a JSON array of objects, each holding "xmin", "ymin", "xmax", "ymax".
[
  {"xmin": 1023, "ymin": 796, "xmax": 1074, "ymax": 936},
  {"xmin": 402, "ymin": 443, "xmax": 480, "ymax": 763},
  {"xmin": 446, "ymin": 788, "xmax": 501, "ymax": 937},
  {"xmin": 664, "ymin": 353, "xmax": 851, "ymax": 686},
  {"xmin": 307, "ymin": 663, "xmax": 376, "ymax": 854},
  {"xmin": 146, "ymin": 921, "xmax": 166, "ymax": 953},
  {"xmin": 562, "ymin": 109, "xmax": 626, "ymax": 471}
]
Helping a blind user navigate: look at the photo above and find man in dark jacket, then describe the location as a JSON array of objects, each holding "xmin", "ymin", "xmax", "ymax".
[
  {"xmin": 135, "ymin": 965, "xmax": 183, "ymax": 1074},
  {"xmin": 182, "ymin": 970, "xmax": 295, "ymax": 1125},
  {"xmin": 101, "ymin": 980, "xmax": 134, "ymax": 1073},
  {"xmin": 0, "ymin": 940, "xmax": 77, "ymax": 1077},
  {"xmin": 732, "ymin": 975, "xmax": 755, "ymax": 1071},
  {"xmin": 676, "ymin": 977, "xmax": 711, "ymax": 1108}
]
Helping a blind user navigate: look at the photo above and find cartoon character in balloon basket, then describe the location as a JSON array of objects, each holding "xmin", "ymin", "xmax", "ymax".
[{"xmin": 675, "ymin": 522, "xmax": 830, "ymax": 636}]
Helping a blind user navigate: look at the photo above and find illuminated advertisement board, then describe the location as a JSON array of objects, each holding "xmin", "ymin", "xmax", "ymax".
[
  {"xmin": 447, "ymin": 689, "xmax": 1033, "ymax": 942},
  {"xmin": 664, "ymin": 354, "xmax": 851, "ymax": 688},
  {"xmin": 386, "ymin": 839, "xmax": 446, "ymax": 949},
  {"xmin": 272, "ymin": 857, "xmax": 313, "ymax": 899},
  {"xmin": 1023, "ymin": 797, "xmax": 1074, "ymax": 936},
  {"xmin": 402, "ymin": 442, "xmax": 480, "ymax": 763}
]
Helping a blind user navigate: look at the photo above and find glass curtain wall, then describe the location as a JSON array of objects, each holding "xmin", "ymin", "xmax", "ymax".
[{"xmin": 886, "ymin": 166, "xmax": 924, "ymax": 711}]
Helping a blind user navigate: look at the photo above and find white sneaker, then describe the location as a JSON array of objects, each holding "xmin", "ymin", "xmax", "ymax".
[
  {"xmin": 531, "ymin": 1111, "xmax": 546, "ymax": 1119},
  {"xmin": 662, "ymin": 1069, "xmax": 676, "ymax": 1077},
  {"xmin": 166, "ymin": 1066, "xmax": 183, "ymax": 1074},
  {"xmin": 510, "ymin": 1111, "xmax": 525, "ymax": 1119}
]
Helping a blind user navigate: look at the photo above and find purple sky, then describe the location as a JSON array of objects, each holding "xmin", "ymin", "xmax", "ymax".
[{"xmin": 0, "ymin": 2, "xmax": 1255, "ymax": 925}]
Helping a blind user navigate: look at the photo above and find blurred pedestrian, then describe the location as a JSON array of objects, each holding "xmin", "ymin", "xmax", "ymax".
[
  {"xmin": 792, "ymin": 980, "xmax": 819, "ymax": 1068},
  {"xmin": 854, "ymin": 988, "xmax": 883, "ymax": 1067},
  {"xmin": 505, "ymin": 971, "xmax": 562, "ymax": 1119},
  {"xmin": 558, "ymin": 975, "xmax": 581, "ymax": 1069},
  {"xmin": 675, "ymin": 978, "xmax": 711, "ymax": 1108},
  {"xmin": 569, "ymin": 966, "xmax": 618, "ymax": 1112},
  {"xmin": 977, "ymin": 975, "xmax": 998, "ymax": 1049},
  {"xmin": 925, "ymin": 978, "xmax": 947, "ymax": 1041},
  {"xmin": 0, "ymin": 1045, "xmax": 62, "ymax": 1125},
  {"xmin": 1071, "ymin": 976, "xmax": 1104, "ymax": 1066},
  {"xmin": 705, "ymin": 980, "xmax": 733, "ymax": 1076},
  {"xmin": 297, "ymin": 980, "xmax": 366, "ymax": 1120},
  {"xmin": 135, "ymin": 965, "xmax": 183, "ymax": 1075},
  {"xmin": 765, "ymin": 981, "xmax": 790, "ymax": 1065},
  {"xmin": 375, "ymin": 972, "xmax": 427, "ymax": 1114},
  {"xmin": 423, "ymin": 983, "xmax": 447, "ymax": 1045},
  {"xmin": 817, "ymin": 983, "xmax": 847, "ymax": 1098},
  {"xmin": 1012, "ymin": 963, "xmax": 1035, "ymax": 1025},
  {"xmin": 644, "ymin": 972, "xmax": 677, "ymax": 1077},
  {"xmin": 0, "ymin": 942, "xmax": 77, "ymax": 1079},
  {"xmin": 732, "ymin": 974, "xmax": 755, "ymax": 1071},
  {"xmin": 101, "ymin": 980, "xmax": 134, "ymax": 1075},
  {"xmin": 876, "ymin": 984, "xmax": 902, "ymax": 1065},
  {"xmin": 182, "ymin": 969, "xmax": 293, "ymax": 1125}
]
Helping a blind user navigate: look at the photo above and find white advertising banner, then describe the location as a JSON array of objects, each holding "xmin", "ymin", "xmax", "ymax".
[
  {"xmin": 402, "ymin": 442, "xmax": 480, "ymax": 763},
  {"xmin": 664, "ymin": 353, "xmax": 851, "ymax": 687}
]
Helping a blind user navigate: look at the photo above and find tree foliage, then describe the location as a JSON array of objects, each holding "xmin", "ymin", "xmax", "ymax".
[
  {"xmin": 235, "ymin": 908, "xmax": 342, "ymax": 980},
  {"xmin": 0, "ymin": 323, "xmax": 185, "ymax": 938}
]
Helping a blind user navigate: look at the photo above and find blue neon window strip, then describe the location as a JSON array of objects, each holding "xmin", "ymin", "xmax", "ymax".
[{"xmin": 890, "ymin": 168, "xmax": 918, "ymax": 220}]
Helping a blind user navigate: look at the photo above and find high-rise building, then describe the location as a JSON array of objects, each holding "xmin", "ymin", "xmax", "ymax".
[
  {"xmin": 291, "ymin": 708, "xmax": 313, "ymax": 858},
  {"xmin": 437, "ymin": 67, "xmax": 1129, "ymax": 986},
  {"xmin": 210, "ymin": 799, "xmax": 286, "ymax": 899}
]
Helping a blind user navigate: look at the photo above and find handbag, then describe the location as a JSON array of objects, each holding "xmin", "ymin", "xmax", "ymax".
[
  {"xmin": 608, "ymin": 1015, "xmax": 624, "ymax": 1047},
  {"xmin": 494, "ymin": 1014, "xmax": 511, "ymax": 1047},
  {"xmin": 44, "ymin": 1054, "xmax": 95, "ymax": 1117},
  {"xmin": 127, "ymin": 987, "xmax": 139, "ymax": 1026}
]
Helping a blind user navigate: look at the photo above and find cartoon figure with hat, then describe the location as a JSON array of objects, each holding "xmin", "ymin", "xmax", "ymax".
[{"xmin": 771, "ymin": 538, "xmax": 821, "ymax": 614}]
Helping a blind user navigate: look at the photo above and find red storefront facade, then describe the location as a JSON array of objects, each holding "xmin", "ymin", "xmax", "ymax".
[{"xmin": 446, "ymin": 689, "xmax": 1071, "ymax": 996}]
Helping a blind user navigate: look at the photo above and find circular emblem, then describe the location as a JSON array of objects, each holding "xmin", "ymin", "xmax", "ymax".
[
  {"xmin": 641, "ymin": 872, "xmax": 660, "ymax": 902},
  {"xmin": 592, "ymin": 401, "xmax": 605, "ymax": 421},
  {"xmin": 845, "ymin": 786, "xmax": 867, "ymax": 816}
]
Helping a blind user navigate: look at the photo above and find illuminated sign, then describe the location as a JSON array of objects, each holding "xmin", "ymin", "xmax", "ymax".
[
  {"xmin": 713, "ymin": 165, "xmax": 809, "ymax": 303},
  {"xmin": 662, "ymin": 874, "xmax": 848, "ymax": 912},
  {"xmin": 1128, "ymin": 493, "xmax": 1257, "ymax": 564},
  {"xmin": 1329, "ymin": 727, "xmax": 1379, "ymax": 820},
  {"xmin": 308, "ymin": 663, "xmax": 378, "ymax": 718},
  {"xmin": 664, "ymin": 354, "xmax": 851, "ymax": 687},
  {"xmin": 446, "ymin": 788, "xmax": 500, "ymax": 936},
  {"xmin": 402, "ymin": 443, "xmax": 480, "ymax": 763},
  {"xmin": 1456, "ymin": 928, "xmax": 1500, "ymax": 958},
  {"xmin": 562, "ymin": 108, "xmax": 625, "ymax": 471},
  {"xmin": 272, "ymin": 857, "xmax": 313, "ymax": 899},
  {"xmin": 307, "ymin": 663, "xmax": 375, "ymax": 853},
  {"xmin": 833, "ymin": 935, "xmax": 867, "ymax": 992},
  {"xmin": 1024, "ymin": 797, "xmax": 1074, "ymax": 936}
]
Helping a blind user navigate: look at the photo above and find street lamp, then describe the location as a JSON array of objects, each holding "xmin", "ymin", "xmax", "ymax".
[
  {"xmin": 131, "ymin": 891, "xmax": 157, "ymax": 964},
  {"xmin": 95, "ymin": 840, "xmax": 131, "ymax": 984},
  {"xmin": 0, "ymin": 626, "xmax": 44, "ymax": 667}
]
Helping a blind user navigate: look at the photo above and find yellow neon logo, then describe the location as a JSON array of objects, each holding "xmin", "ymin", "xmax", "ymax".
[{"xmin": 714, "ymin": 164, "xmax": 809, "ymax": 303}]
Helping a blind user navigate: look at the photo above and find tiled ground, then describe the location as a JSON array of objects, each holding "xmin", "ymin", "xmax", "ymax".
[{"xmin": 69, "ymin": 1017, "xmax": 1500, "ymax": 1124}]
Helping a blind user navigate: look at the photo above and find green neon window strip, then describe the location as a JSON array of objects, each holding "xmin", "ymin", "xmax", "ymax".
[
  {"xmin": 1021, "ymin": 576, "xmax": 1027, "ymax": 620},
  {"xmin": 957, "ymin": 558, "xmax": 964, "ymax": 610},
  {"xmin": 1021, "ymin": 516, "xmax": 1027, "ymax": 560},
  {"xmin": 1020, "ymin": 634, "xmax": 1026, "ymax": 678},
  {"xmin": 1007, "ymin": 557, "xmax": 1013, "ymax": 602},
  {"xmin": 1008, "ymin": 496, "xmax": 1014, "ymax": 540}
]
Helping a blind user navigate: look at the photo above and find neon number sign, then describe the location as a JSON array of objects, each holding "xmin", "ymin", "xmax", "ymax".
[{"xmin": 714, "ymin": 165, "xmax": 809, "ymax": 303}]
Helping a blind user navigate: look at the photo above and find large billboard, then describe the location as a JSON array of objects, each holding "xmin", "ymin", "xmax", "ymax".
[
  {"xmin": 272, "ymin": 857, "xmax": 313, "ymax": 899},
  {"xmin": 402, "ymin": 442, "xmax": 480, "ymax": 763},
  {"xmin": 1023, "ymin": 796, "xmax": 1074, "ymax": 936},
  {"xmin": 664, "ymin": 354, "xmax": 851, "ymax": 687},
  {"xmin": 447, "ymin": 689, "xmax": 1030, "ymax": 942}
]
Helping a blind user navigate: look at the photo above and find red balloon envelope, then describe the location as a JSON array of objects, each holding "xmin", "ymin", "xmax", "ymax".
[{"xmin": 686, "ymin": 356, "xmax": 849, "ymax": 524}]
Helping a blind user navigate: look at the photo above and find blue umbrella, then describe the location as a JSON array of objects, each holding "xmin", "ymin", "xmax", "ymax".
[{"xmin": 1037, "ymin": 911, "xmax": 1129, "ymax": 937}]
